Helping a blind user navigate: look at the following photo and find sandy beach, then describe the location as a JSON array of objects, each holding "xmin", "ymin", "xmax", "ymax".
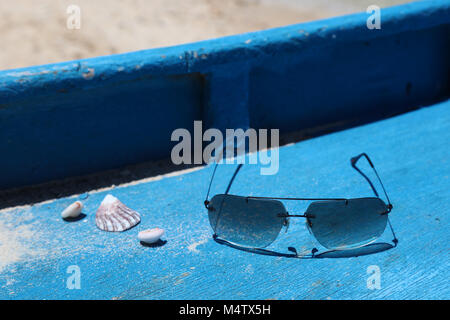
[{"xmin": 0, "ymin": 0, "xmax": 411, "ymax": 70}]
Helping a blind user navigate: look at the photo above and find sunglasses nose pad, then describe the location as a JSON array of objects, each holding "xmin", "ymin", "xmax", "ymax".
[
  {"xmin": 283, "ymin": 218, "xmax": 290, "ymax": 233},
  {"xmin": 306, "ymin": 218, "xmax": 313, "ymax": 235}
]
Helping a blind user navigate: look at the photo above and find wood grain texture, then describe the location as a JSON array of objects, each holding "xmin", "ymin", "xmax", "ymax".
[{"xmin": 1, "ymin": 99, "xmax": 448, "ymax": 299}]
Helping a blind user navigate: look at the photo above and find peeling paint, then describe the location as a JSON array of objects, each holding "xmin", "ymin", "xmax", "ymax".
[{"xmin": 82, "ymin": 68, "xmax": 95, "ymax": 80}]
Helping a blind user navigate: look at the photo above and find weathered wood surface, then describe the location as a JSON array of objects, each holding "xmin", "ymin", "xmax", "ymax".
[{"xmin": 1, "ymin": 99, "xmax": 448, "ymax": 299}]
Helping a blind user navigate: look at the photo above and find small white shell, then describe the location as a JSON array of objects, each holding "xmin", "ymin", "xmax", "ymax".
[
  {"xmin": 95, "ymin": 195, "xmax": 141, "ymax": 232},
  {"xmin": 138, "ymin": 228, "xmax": 165, "ymax": 244},
  {"xmin": 61, "ymin": 201, "xmax": 83, "ymax": 219}
]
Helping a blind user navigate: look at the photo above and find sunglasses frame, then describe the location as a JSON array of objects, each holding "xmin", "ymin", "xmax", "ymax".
[{"xmin": 204, "ymin": 153, "xmax": 398, "ymax": 258}]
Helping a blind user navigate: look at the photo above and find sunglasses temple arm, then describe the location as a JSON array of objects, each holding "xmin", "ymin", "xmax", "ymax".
[
  {"xmin": 204, "ymin": 163, "xmax": 219, "ymax": 208},
  {"xmin": 205, "ymin": 163, "xmax": 244, "ymax": 208},
  {"xmin": 351, "ymin": 153, "xmax": 393, "ymax": 211},
  {"xmin": 225, "ymin": 163, "xmax": 244, "ymax": 195},
  {"xmin": 351, "ymin": 154, "xmax": 398, "ymax": 244},
  {"xmin": 387, "ymin": 217, "xmax": 399, "ymax": 246}
]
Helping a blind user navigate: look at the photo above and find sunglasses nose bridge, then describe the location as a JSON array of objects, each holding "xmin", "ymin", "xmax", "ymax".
[
  {"xmin": 278, "ymin": 211, "xmax": 312, "ymax": 234},
  {"xmin": 277, "ymin": 212, "xmax": 309, "ymax": 218}
]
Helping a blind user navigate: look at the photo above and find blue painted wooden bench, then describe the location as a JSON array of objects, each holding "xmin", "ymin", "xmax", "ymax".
[{"xmin": 0, "ymin": 99, "xmax": 449, "ymax": 299}]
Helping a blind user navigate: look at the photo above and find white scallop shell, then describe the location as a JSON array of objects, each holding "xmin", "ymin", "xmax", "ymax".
[
  {"xmin": 95, "ymin": 195, "xmax": 141, "ymax": 232},
  {"xmin": 138, "ymin": 228, "xmax": 165, "ymax": 244},
  {"xmin": 61, "ymin": 201, "xmax": 83, "ymax": 219}
]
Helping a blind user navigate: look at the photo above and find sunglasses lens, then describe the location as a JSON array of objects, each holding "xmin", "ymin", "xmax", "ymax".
[
  {"xmin": 208, "ymin": 194, "xmax": 286, "ymax": 248},
  {"xmin": 305, "ymin": 198, "xmax": 388, "ymax": 250}
]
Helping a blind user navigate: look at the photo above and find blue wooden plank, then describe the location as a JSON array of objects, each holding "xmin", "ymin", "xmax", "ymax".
[
  {"xmin": 1, "ymin": 99, "xmax": 448, "ymax": 299},
  {"xmin": 0, "ymin": 0, "xmax": 449, "ymax": 189}
]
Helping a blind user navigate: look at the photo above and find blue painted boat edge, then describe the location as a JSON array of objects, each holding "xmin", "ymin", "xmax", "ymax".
[
  {"xmin": 0, "ymin": 0, "xmax": 449, "ymax": 190},
  {"xmin": 0, "ymin": 0, "xmax": 448, "ymax": 98}
]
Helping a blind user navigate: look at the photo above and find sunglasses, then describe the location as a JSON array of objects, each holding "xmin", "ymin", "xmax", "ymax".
[{"xmin": 204, "ymin": 153, "xmax": 398, "ymax": 258}]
